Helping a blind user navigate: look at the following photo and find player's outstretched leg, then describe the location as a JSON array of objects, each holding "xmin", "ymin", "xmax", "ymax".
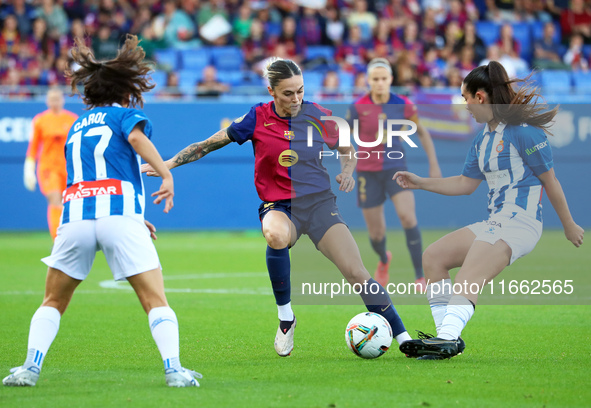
[
  {"xmin": 3, "ymin": 306, "xmax": 61, "ymax": 387},
  {"xmin": 360, "ymin": 279, "xmax": 412, "ymax": 348}
]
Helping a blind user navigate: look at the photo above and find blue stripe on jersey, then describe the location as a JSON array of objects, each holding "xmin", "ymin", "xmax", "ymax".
[
  {"xmin": 62, "ymin": 202, "xmax": 70, "ymax": 224},
  {"xmin": 111, "ymin": 194, "xmax": 123, "ymax": 215},
  {"xmin": 84, "ymin": 196, "xmax": 96, "ymax": 219},
  {"xmin": 134, "ymin": 193, "xmax": 141, "ymax": 214},
  {"xmin": 515, "ymin": 185, "xmax": 530, "ymax": 211},
  {"xmin": 482, "ymin": 131, "xmax": 496, "ymax": 172},
  {"xmin": 493, "ymin": 185, "xmax": 509, "ymax": 213}
]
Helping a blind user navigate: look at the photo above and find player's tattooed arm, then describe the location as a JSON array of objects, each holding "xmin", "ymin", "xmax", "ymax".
[
  {"xmin": 171, "ymin": 128, "xmax": 232, "ymax": 167},
  {"xmin": 335, "ymin": 144, "xmax": 356, "ymax": 193}
]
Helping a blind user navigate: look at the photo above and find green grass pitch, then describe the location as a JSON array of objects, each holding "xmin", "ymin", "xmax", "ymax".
[{"xmin": 0, "ymin": 230, "xmax": 589, "ymax": 408}]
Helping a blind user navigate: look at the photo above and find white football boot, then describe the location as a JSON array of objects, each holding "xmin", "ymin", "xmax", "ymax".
[
  {"xmin": 3, "ymin": 366, "xmax": 40, "ymax": 387},
  {"xmin": 165, "ymin": 367, "xmax": 202, "ymax": 387},
  {"xmin": 274, "ymin": 317, "xmax": 296, "ymax": 357}
]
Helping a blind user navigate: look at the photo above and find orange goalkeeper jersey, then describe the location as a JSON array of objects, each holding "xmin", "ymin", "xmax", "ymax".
[{"xmin": 26, "ymin": 109, "xmax": 78, "ymax": 173}]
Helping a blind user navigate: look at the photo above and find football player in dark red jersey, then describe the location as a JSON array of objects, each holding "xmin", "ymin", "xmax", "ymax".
[
  {"xmin": 142, "ymin": 58, "xmax": 413, "ymax": 357},
  {"xmin": 347, "ymin": 58, "xmax": 442, "ymax": 291}
]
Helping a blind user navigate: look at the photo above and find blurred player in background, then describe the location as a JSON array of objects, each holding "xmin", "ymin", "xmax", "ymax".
[
  {"xmin": 394, "ymin": 61, "xmax": 584, "ymax": 359},
  {"xmin": 24, "ymin": 88, "xmax": 77, "ymax": 240},
  {"xmin": 143, "ymin": 58, "xmax": 414, "ymax": 358},
  {"xmin": 4, "ymin": 35, "xmax": 201, "ymax": 388},
  {"xmin": 347, "ymin": 58, "xmax": 441, "ymax": 290}
]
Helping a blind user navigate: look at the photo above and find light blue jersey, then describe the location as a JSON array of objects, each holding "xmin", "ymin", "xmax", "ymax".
[
  {"xmin": 462, "ymin": 122, "xmax": 553, "ymax": 222},
  {"xmin": 61, "ymin": 105, "xmax": 153, "ymax": 224}
]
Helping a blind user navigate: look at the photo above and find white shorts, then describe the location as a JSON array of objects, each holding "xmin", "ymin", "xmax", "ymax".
[
  {"xmin": 42, "ymin": 216, "xmax": 160, "ymax": 281},
  {"xmin": 466, "ymin": 212, "xmax": 542, "ymax": 265}
]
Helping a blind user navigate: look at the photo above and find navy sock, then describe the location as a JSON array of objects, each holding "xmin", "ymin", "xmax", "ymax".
[
  {"xmin": 360, "ymin": 278, "xmax": 406, "ymax": 337},
  {"xmin": 370, "ymin": 237, "xmax": 389, "ymax": 264},
  {"xmin": 404, "ymin": 226, "xmax": 423, "ymax": 279},
  {"xmin": 266, "ymin": 246, "xmax": 291, "ymax": 306}
]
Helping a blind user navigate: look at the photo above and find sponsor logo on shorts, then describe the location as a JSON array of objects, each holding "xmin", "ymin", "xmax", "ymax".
[
  {"xmin": 484, "ymin": 220, "xmax": 502, "ymax": 234},
  {"xmin": 63, "ymin": 179, "xmax": 123, "ymax": 203}
]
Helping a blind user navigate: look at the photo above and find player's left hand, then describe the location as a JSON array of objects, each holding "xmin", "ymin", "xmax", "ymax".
[
  {"xmin": 144, "ymin": 219, "xmax": 157, "ymax": 240},
  {"xmin": 336, "ymin": 173, "xmax": 355, "ymax": 193},
  {"xmin": 564, "ymin": 221, "xmax": 584, "ymax": 247}
]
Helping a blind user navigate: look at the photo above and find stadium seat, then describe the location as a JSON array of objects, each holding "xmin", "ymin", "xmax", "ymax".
[
  {"xmin": 150, "ymin": 70, "xmax": 168, "ymax": 89},
  {"xmin": 217, "ymin": 70, "xmax": 245, "ymax": 86},
  {"xmin": 154, "ymin": 49, "xmax": 180, "ymax": 71},
  {"xmin": 475, "ymin": 21, "xmax": 500, "ymax": 46},
  {"xmin": 511, "ymin": 23, "xmax": 532, "ymax": 61},
  {"xmin": 240, "ymin": 71, "xmax": 264, "ymax": 86},
  {"xmin": 266, "ymin": 22, "xmax": 281, "ymax": 37},
  {"xmin": 180, "ymin": 48, "xmax": 211, "ymax": 71},
  {"xmin": 306, "ymin": 46, "xmax": 335, "ymax": 62},
  {"xmin": 572, "ymin": 71, "xmax": 591, "ymax": 94},
  {"xmin": 178, "ymin": 69, "xmax": 201, "ymax": 93},
  {"xmin": 338, "ymin": 71, "xmax": 354, "ymax": 89},
  {"xmin": 211, "ymin": 46, "xmax": 244, "ymax": 71},
  {"xmin": 540, "ymin": 70, "xmax": 572, "ymax": 94},
  {"xmin": 302, "ymin": 72, "xmax": 324, "ymax": 93}
]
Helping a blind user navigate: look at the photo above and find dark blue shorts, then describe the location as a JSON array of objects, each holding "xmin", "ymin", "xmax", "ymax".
[
  {"xmin": 357, "ymin": 169, "xmax": 406, "ymax": 209},
  {"xmin": 258, "ymin": 190, "xmax": 347, "ymax": 248}
]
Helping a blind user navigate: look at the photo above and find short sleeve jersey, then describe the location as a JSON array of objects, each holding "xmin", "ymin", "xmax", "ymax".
[
  {"xmin": 26, "ymin": 109, "xmax": 78, "ymax": 173},
  {"xmin": 61, "ymin": 105, "xmax": 153, "ymax": 224},
  {"xmin": 347, "ymin": 92, "xmax": 417, "ymax": 172},
  {"xmin": 227, "ymin": 101, "xmax": 339, "ymax": 202},
  {"xmin": 462, "ymin": 122, "xmax": 553, "ymax": 222}
]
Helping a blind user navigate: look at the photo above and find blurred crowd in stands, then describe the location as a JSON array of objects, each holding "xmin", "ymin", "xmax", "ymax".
[{"xmin": 1, "ymin": 0, "xmax": 591, "ymax": 99}]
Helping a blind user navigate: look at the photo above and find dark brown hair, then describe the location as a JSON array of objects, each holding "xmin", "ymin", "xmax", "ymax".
[
  {"xmin": 263, "ymin": 58, "xmax": 301, "ymax": 89},
  {"xmin": 463, "ymin": 61, "xmax": 558, "ymax": 132},
  {"xmin": 66, "ymin": 34, "xmax": 155, "ymax": 109}
]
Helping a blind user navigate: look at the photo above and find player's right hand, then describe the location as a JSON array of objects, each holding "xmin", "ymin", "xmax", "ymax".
[
  {"xmin": 24, "ymin": 158, "xmax": 37, "ymax": 191},
  {"xmin": 393, "ymin": 171, "xmax": 422, "ymax": 189},
  {"xmin": 152, "ymin": 177, "xmax": 174, "ymax": 213}
]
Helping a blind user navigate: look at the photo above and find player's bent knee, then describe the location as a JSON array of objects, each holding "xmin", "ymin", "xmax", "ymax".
[
  {"xmin": 342, "ymin": 268, "xmax": 371, "ymax": 285},
  {"xmin": 264, "ymin": 229, "xmax": 290, "ymax": 249},
  {"xmin": 398, "ymin": 214, "xmax": 417, "ymax": 229},
  {"xmin": 423, "ymin": 245, "xmax": 449, "ymax": 279}
]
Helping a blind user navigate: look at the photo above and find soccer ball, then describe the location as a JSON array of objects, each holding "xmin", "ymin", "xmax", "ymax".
[{"xmin": 345, "ymin": 312, "xmax": 393, "ymax": 359}]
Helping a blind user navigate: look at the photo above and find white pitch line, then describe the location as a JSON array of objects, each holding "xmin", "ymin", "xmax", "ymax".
[{"xmin": 163, "ymin": 272, "xmax": 267, "ymax": 281}]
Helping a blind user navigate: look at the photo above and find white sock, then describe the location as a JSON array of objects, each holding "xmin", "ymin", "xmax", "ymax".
[
  {"xmin": 426, "ymin": 279, "xmax": 452, "ymax": 335},
  {"xmin": 24, "ymin": 306, "xmax": 61, "ymax": 371},
  {"xmin": 277, "ymin": 302, "xmax": 294, "ymax": 321},
  {"xmin": 148, "ymin": 306, "xmax": 182, "ymax": 371},
  {"xmin": 438, "ymin": 295, "xmax": 474, "ymax": 340},
  {"xmin": 395, "ymin": 331, "xmax": 412, "ymax": 345}
]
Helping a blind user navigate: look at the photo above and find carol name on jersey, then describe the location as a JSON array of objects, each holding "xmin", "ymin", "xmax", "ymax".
[{"xmin": 72, "ymin": 112, "xmax": 107, "ymax": 132}]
